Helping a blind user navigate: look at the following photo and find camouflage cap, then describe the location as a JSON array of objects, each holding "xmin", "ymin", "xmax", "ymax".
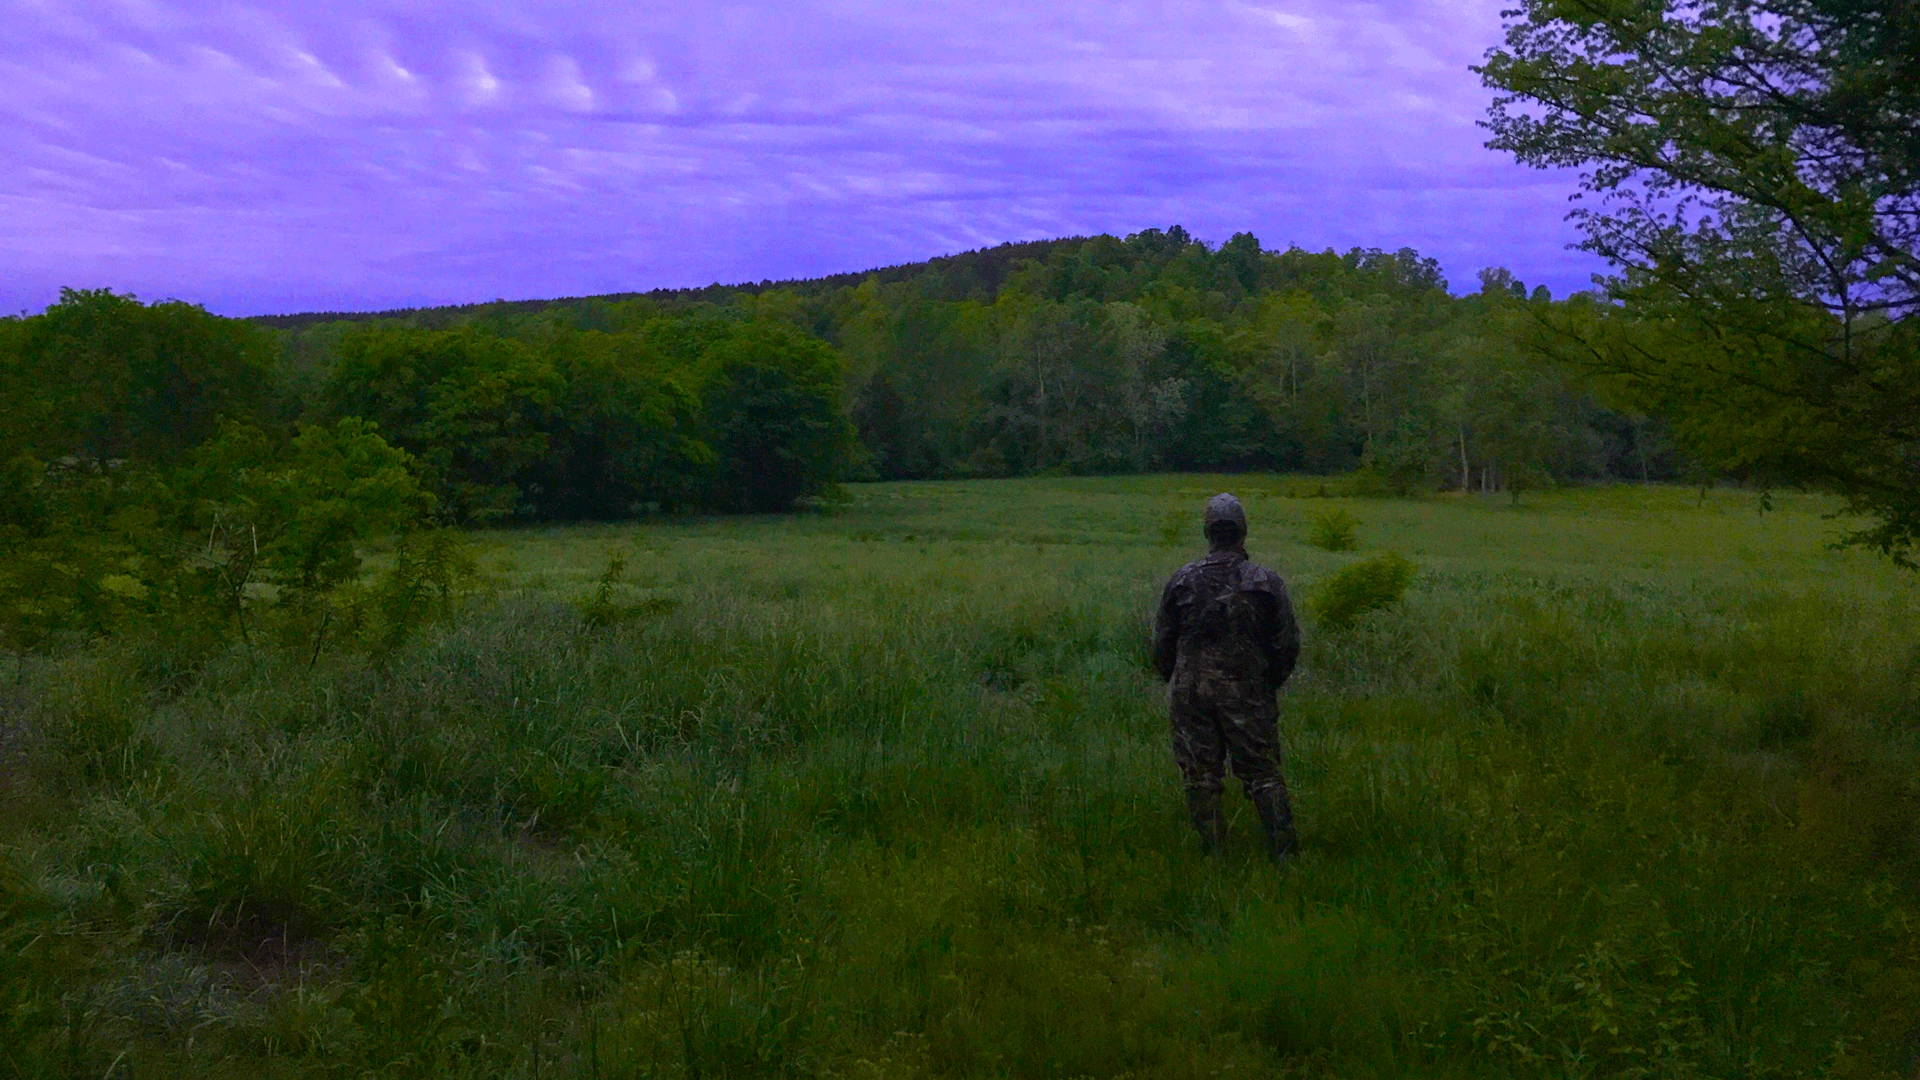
[{"xmin": 1204, "ymin": 493, "xmax": 1247, "ymax": 535}]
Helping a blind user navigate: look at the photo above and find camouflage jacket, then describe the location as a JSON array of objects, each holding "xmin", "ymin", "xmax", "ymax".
[{"xmin": 1153, "ymin": 549, "xmax": 1301, "ymax": 690}]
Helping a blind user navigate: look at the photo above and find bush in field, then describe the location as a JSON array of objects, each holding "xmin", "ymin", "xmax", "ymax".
[
  {"xmin": 1304, "ymin": 508, "xmax": 1360, "ymax": 551},
  {"xmin": 180, "ymin": 419, "xmax": 432, "ymax": 603},
  {"xmin": 0, "ymin": 419, "xmax": 435, "ymax": 652},
  {"xmin": 1310, "ymin": 552, "xmax": 1414, "ymax": 629},
  {"xmin": 360, "ymin": 526, "xmax": 479, "ymax": 654},
  {"xmin": 576, "ymin": 550, "xmax": 680, "ymax": 628}
]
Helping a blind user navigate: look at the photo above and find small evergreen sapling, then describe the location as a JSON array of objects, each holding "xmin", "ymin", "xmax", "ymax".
[
  {"xmin": 1310, "ymin": 552, "xmax": 1415, "ymax": 629},
  {"xmin": 1304, "ymin": 509, "xmax": 1360, "ymax": 552}
]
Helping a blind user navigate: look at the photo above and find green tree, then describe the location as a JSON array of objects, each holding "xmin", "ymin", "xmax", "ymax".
[
  {"xmin": 537, "ymin": 332, "xmax": 712, "ymax": 517},
  {"xmin": 698, "ymin": 323, "xmax": 854, "ymax": 512},
  {"xmin": 1218, "ymin": 231, "xmax": 1266, "ymax": 294},
  {"xmin": 1106, "ymin": 302, "xmax": 1174, "ymax": 470},
  {"xmin": 323, "ymin": 326, "xmax": 562, "ymax": 522},
  {"xmin": 168, "ymin": 420, "xmax": 431, "ymax": 643},
  {"xmin": 1479, "ymin": 0, "xmax": 1920, "ymax": 561},
  {"xmin": 0, "ymin": 288, "xmax": 278, "ymax": 466},
  {"xmin": 1451, "ymin": 275, "xmax": 1602, "ymax": 502},
  {"xmin": 1361, "ymin": 418, "xmax": 1445, "ymax": 495},
  {"xmin": 990, "ymin": 297, "xmax": 1085, "ymax": 472}
]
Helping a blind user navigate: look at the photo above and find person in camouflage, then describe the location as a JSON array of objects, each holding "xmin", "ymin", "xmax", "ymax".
[{"xmin": 1153, "ymin": 493, "xmax": 1302, "ymax": 858}]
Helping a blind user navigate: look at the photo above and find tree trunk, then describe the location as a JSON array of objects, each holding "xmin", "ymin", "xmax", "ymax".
[
  {"xmin": 1033, "ymin": 355, "xmax": 1048, "ymax": 470},
  {"xmin": 1361, "ymin": 366, "xmax": 1374, "ymax": 455}
]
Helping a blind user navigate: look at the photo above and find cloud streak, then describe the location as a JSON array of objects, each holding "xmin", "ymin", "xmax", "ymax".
[{"xmin": 0, "ymin": 0, "xmax": 1604, "ymax": 314}]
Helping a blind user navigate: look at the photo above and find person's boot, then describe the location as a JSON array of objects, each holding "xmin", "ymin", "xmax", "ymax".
[
  {"xmin": 1250, "ymin": 784, "xmax": 1297, "ymax": 862},
  {"xmin": 1186, "ymin": 789, "xmax": 1226, "ymax": 854}
]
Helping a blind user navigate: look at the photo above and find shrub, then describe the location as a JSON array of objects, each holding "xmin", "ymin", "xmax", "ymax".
[
  {"xmin": 577, "ymin": 550, "xmax": 680, "ymax": 628},
  {"xmin": 1310, "ymin": 552, "xmax": 1415, "ymax": 629},
  {"xmin": 362, "ymin": 528, "xmax": 477, "ymax": 652},
  {"xmin": 1304, "ymin": 508, "xmax": 1360, "ymax": 551},
  {"xmin": 0, "ymin": 420, "xmax": 432, "ymax": 653}
]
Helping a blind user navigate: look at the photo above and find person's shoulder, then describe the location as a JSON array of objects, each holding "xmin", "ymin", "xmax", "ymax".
[
  {"xmin": 1238, "ymin": 560, "xmax": 1288, "ymax": 594},
  {"xmin": 1165, "ymin": 558, "xmax": 1211, "ymax": 586}
]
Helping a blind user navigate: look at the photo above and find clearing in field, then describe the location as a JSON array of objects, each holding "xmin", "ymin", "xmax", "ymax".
[{"xmin": 6, "ymin": 476, "xmax": 1918, "ymax": 1078}]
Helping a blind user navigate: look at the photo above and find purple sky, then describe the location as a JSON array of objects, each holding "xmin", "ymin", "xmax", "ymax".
[{"xmin": 3, "ymin": 0, "xmax": 1607, "ymax": 317}]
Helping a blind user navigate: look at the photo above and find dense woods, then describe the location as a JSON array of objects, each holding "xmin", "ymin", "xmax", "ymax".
[{"xmin": 275, "ymin": 227, "xmax": 1681, "ymax": 496}]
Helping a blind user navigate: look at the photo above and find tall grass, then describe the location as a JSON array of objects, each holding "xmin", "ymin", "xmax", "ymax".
[{"xmin": 2, "ymin": 477, "xmax": 1916, "ymax": 1077}]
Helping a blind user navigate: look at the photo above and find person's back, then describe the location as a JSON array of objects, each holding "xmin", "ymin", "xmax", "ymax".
[
  {"xmin": 1158, "ymin": 548, "xmax": 1291, "ymax": 687},
  {"xmin": 1153, "ymin": 494, "xmax": 1301, "ymax": 857}
]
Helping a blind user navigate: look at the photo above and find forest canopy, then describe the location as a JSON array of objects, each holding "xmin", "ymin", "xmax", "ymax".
[{"xmin": 266, "ymin": 228, "xmax": 1680, "ymax": 500}]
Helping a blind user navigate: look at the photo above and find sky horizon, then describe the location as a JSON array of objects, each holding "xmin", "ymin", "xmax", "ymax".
[{"xmin": 5, "ymin": 0, "xmax": 1610, "ymax": 318}]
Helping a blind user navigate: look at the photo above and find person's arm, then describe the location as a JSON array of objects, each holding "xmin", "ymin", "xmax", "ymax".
[
  {"xmin": 1266, "ymin": 582, "xmax": 1301, "ymax": 688},
  {"xmin": 1152, "ymin": 577, "xmax": 1181, "ymax": 682}
]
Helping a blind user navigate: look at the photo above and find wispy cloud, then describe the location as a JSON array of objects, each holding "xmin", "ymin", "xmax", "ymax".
[{"xmin": 0, "ymin": 0, "xmax": 1602, "ymax": 315}]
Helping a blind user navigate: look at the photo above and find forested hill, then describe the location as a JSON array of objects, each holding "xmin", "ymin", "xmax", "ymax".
[
  {"xmin": 249, "ymin": 237, "xmax": 1084, "ymax": 330},
  {"xmin": 263, "ymin": 225, "xmax": 1679, "ymax": 509},
  {"xmin": 3, "ymin": 227, "xmax": 1681, "ymax": 557}
]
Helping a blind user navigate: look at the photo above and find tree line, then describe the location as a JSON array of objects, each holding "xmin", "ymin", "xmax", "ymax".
[
  {"xmin": 272, "ymin": 227, "xmax": 1685, "ymax": 498},
  {"xmin": 0, "ymin": 287, "xmax": 854, "ymax": 648},
  {"xmin": 0, "ymin": 231, "xmax": 1690, "ymax": 649},
  {"xmin": 2, "ymin": 235, "xmax": 1652, "ymax": 649},
  {"xmin": 5, "ymin": 194, "xmax": 1908, "ymax": 649}
]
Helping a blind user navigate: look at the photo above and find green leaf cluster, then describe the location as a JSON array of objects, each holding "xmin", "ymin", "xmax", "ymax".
[{"xmin": 1479, "ymin": 0, "xmax": 1920, "ymax": 562}]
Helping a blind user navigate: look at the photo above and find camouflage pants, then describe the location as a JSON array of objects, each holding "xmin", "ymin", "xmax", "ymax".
[{"xmin": 1168, "ymin": 675, "xmax": 1288, "ymax": 799}]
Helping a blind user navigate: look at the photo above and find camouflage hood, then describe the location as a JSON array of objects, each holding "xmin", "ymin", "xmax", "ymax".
[{"xmin": 1204, "ymin": 493, "xmax": 1247, "ymax": 543}]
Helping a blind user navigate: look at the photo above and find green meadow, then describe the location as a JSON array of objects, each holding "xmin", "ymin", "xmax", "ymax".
[{"xmin": 5, "ymin": 477, "xmax": 1918, "ymax": 1078}]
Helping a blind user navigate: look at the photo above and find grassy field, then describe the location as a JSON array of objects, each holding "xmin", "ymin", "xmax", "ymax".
[{"xmin": 4, "ymin": 476, "xmax": 1918, "ymax": 1078}]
